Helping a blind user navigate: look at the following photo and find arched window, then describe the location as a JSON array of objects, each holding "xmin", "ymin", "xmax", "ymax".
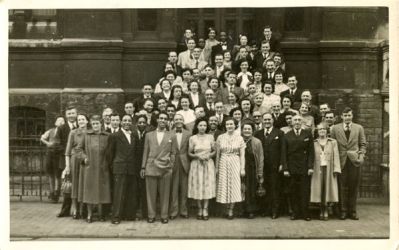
[{"xmin": 9, "ymin": 106, "xmax": 46, "ymax": 148}]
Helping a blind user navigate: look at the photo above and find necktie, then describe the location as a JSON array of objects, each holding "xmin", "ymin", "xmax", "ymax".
[
  {"xmin": 230, "ymin": 85, "xmax": 235, "ymax": 93},
  {"xmin": 296, "ymin": 129, "xmax": 300, "ymax": 136},
  {"xmin": 176, "ymin": 129, "xmax": 182, "ymax": 133},
  {"xmin": 265, "ymin": 129, "xmax": 270, "ymax": 137},
  {"xmin": 196, "ymin": 60, "xmax": 199, "ymax": 69},
  {"xmin": 218, "ymin": 115, "xmax": 222, "ymax": 124},
  {"xmin": 345, "ymin": 125, "xmax": 350, "ymax": 140},
  {"xmin": 290, "ymin": 90, "xmax": 294, "ymax": 95}
]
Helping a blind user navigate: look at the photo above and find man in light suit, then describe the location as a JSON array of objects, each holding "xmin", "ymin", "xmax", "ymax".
[
  {"xmin": 107, "ymin": 114, "xmax": 139, "ymax": 224},
  {"xmin": 140, "ymin": 111, "xmax": 176, "ymax": 224},
  {"xmin": 177, "ymin": 38, "xmax": 196, "ymax": 69},
  {"xmin": 169, "ymin": 114, "xmax": 191, "ymax": 219},
  {"xmin": 219, "ymin": 71, "xmax": 244, "ymax": 104},
  {"xmin": 330, "ymin": 107, "xmax": 367, "ymax": 220},
  {"xmin": 282, "ymin": 115, "xmax": 315, "ymax": 221}
]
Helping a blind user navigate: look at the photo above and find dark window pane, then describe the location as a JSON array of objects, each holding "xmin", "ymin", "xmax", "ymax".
[
  {"xmin": 225, "ymin": 8, "xmax": 236, "ymax": 15},
  {"xmin": 186, "ymin": 8, "xmax": 198, "ymax": 15},
  {"xmin": 137, "ymin": 9, "xmax": 157, "ymax": 31},
  {"xmin": 225, "ymin": 20, "xmax": 237, "ymax": 43},
  {"xmin": 185, "ymin": 19, "xmax": 199, "ymax": 38},
  {"xmin": 284, "ymin": 8, "xmax": 305, "ymax": 32},
  {"xmin": 204, "ymin": 20, "xmax": 215, "ymax": 37},
  {"xmin": 243, "ymin": 19, "xmax": 255, "ymax": 42},
  {"xmin": 203, "ymin": 8, "xmax": 215, "ymax": 14}
]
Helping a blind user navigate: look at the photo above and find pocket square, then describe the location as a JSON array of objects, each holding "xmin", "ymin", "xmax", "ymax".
[
  {"xmin": 274, "ymin": 136, "xmax": 279, "ymax": 139},
  {"xmin": 304, "ymin": 138, "xmax": 309, "ymax": 141}
]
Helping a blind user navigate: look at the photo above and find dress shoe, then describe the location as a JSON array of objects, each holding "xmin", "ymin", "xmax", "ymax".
[
  {"xmin": 247, "ymin": 213, "xmax": 255, "ymax": 219},
  {"xmin": 304, "ymin": 217, "xmax": 311, "ymax": 221},
  {"xmin": 180, "ymin": 214, "xmax": 189, "ymax": 219},
  {"xmin": 56, "ymin": 212, "xmax": 69, "ymax": 218},
  {"xmin": 72, "ymin": 213, "xmax": 81, "ymax": 220},
  {"xmin": 147, "ymin": 218, "xmax": 155, "ymax": 223},
  {"xmin": 271, "ymin": 213, "xmax": 278, "ymax": 219},
  {"xmin": 340, "ymin": 213, "xmax": 347, "ymax": 220},
  {"xmin": 349, "ymin": 213, "xmax": 359, "ymax": 220},
  {"xmin": 161, "ymin": 218, "xmax": 169, "ymax": 224},
  {"xmin": 169, "ymin": 215, "xmax": 177, "ymax": 220},
  {"xmin": 202, "ymin": 208, "xmax": 209, "ymax": 220},
  {"xmin": 111, "ymin": 219, "xmax": 120, "ymax": 224}
]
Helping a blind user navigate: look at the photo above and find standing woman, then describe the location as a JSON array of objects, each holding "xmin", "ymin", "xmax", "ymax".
[
  {"xmin": 62, "ymin": 114, "xmax": 89, "ymax": 219},
  {"xmin": 81, "ymin": 115, "xmax": 111, "ymax": 223},
  {"xmin": 224, "ymin": 92, "xmax": 240, "ymax": 115},
  {"xmin": 215, "ymin": 117, "xmax": 246, "ymax": 219},
  {"xmin": 223, "ymin": 51, "xmax": 232, "ymax": 70},
  {"xmin": 229, "ymin": 107, "xmax": 243, "ymax": 135},
  {"xmin": 188, "ymin": 118, "xmax": 216, "ymax": 220},
  {"xmin": 203, "ymin": 28, "xmax": 219, "ymax": 64},
  {"xmin": 310, "ymin": 123, "xmax": 341, "ymax": 220},
  {"xmin": 299, "ymin": 103, "xmax": 315, "ymax": 132},
  {"xmin": 208, "ymin": 77, "xmax": 222, "ymax": 101},
  {"xmin": 241, "ymin": 122, "xmax": 264, "ymax": 219},
  {"xmin": 154, "ymin": 79, "xmax": 172, "ymax": 103},
  {"xmin": 281, "ymin": 96, "xmax": 299, "ymax": 115}
]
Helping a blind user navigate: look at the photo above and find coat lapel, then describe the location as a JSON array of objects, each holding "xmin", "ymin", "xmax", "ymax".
[{"xmin": 117, "ymin": 130, "xmax": 130, "ymax": 145}]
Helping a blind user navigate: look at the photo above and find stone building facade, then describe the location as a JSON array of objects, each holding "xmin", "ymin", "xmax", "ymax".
[{"xmin": 8, "ymin": 8, "xmax": 389, "ymax": 197}]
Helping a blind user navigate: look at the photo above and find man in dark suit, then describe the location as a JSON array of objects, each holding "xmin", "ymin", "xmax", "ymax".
[
  {"xmin": 330, "ymin": 107, "xmax": 367, "ymax": 220},
  {"xmin": 258, "ymin": 25, "xmax": 280, "ymax": 52},
  {"xmin": 208, "ymin": 115, "xmax": 224, "ymax": 140},
  {"xmin": 214, "ymin": 101, "xmax": 229, "ymax": 131},
  {"xmin": 169, "ymin": 114, "xmax": 191, "ymax": 219},
  {"xmin": 271, "ymin": 102, "xmax": 287, "ymax": 129},
  {"xmin": 102, "ymin": 107, "xmax": 113, "ymax": 133},
  {"xmin": 140, "ymin": 112, "xmax": 177, "ymax": 224},
  {"xmin": 293, "ymin": 90, "xmax": 321, "ymax": 125},
  {"xmin": 282, "ymin": 114, "xmax": 315, "ymax": 221},
  {"xmin": 132, "ymin": 115, "xmax": 152, "ymax": 220},
  {"xmin": 110, "ymin": 113, "xmax": 121, "ymax": 134},
  {"xmin": 219, "ymin": 71, "xmax": 245, "ymax": 104},
  {"xmin": 262, "ymin": 59, "xmax": 276, "ymax": 84},
  {"xmin": 213, "ymin": 53, "xmax": 227, "ymax": 78},
  {"xmin": 124, "ymin": 102, "xmax": 136, "ymax": 122},
  {"xmin": 211, "ymin": 31, "xmax": 234, "ymax": 65},
  {"xmin": 56, "ymin": 106, "xmax": 77, "ymax": 217},
  {"xmin": 107, "ymin": 114, "xmax": 139, "ymax": 224},
  {"xmin": 167, "ymin": 51, "xmax": 182, "ymax": 76},
  {"xmin": 254, "ymin": 113, "xmax": 285, "ymax": 219},
  {"xmin": 253, "ymin": 41, "xmax": 275, "ymax": 71},
  {"xmin": 203, "ymin": 89, "xmax": 216, "ymax": 117},
  {"xmin": 280, "ymin": 75, "xmax": 302, "ymax": 104},
  {"xmin": 133, "ymin": 84, "xmax": 153, "ymax": 112},
  {"xmin": 232, "ymin": 46, "xmax": 253, "ymax": 73}
]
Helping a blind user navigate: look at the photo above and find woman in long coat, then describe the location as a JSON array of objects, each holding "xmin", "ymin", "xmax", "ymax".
[
  {"xmin": 310, "ymin": 123, "xmax": 341, "ymax": 220},
  {"xmin": 241, "ymin": 122, "xmax": 264, "ymax": 219},
  {"xmin": 63, "ymin": 114, "xmax": 88, "ymax": 219},
  {"xmin": 81, "ymin": 115, "xmax": 111, "ymax": 223}
]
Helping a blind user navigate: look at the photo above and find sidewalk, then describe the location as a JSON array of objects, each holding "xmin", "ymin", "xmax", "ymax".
[{"xmin": 10, "ymin": 200, "xmax": 389, "ymax": 240}]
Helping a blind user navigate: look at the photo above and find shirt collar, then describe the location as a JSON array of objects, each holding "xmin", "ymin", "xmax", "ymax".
[
  {"xmin": 343, "ymin": 122, "xmax": 352, "ymax": 129},
  {"xmin": 121, "ymin": 128, "xmax": 131, "ymax": 134}
]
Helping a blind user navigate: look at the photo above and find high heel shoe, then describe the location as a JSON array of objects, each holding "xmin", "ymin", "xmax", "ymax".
[
  {"xmin": 203, "ymin": 208, "xmax": 209, "ymax": 221},
  {"xmin": 86, "ymin": 216, "xmax": 92, "ymax": 223},
  {"xmin": 227, "ymin": 209, "xmax": 234, "ymax": 220},
  {"xmin": 197, "ymin": 208, "xmax": 203, "ymax": 220},
  {"xmin": 323, "ymin": 210, "xmax": 329, "ymax": 221}
]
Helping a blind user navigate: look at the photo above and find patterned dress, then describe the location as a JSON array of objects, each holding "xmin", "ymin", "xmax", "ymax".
[
  {"xmin": 188, "ymin": 134, "xmax": 216, "ymax": 200},
  {"xmin": 216, "ymin": 133, "xmax": 246, "ymax": 204}
]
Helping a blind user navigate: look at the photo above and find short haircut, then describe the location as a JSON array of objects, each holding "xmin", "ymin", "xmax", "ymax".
[
  {"xmin": 192, "ymin": 117, "xmax": 210, "ymax": 135},
  {"xmin": 156, "ymin": 111, "xmax": 168, "ymax": 119},
  {"xmin": 136, "ymin": 114, "xmax": 148, "ymax": 122},
  {"xmin": 90, "ymin": 114, "xmax": 102, "ymax": 122},
  {"xmin": 125, "ymin": 101, "xmax": 134, "ymax": 106},
  {"xmin": 164, "ymin": 70, "xmax": 177, "ymax": 78},
  {"xmin": 342, "ymin": 107, "xmax": 353, "ymax": 114},
  {"xmin": 265, "ymin": 59, "xmax": 274, "ymax": 65},
  {"xmin": 264, "ymin": 25, "xmax": 272, "ymax": 31},
  {"xmin": 325, "ymin": 111, "xmax": 335, "ymax": 117},
  {"xmin": 181, "ymin": 68, "xmax": 193, "ymax": 75},
  {"xmin": 110, "ymin": 113, "xmax": 120, "ymax": 119},
  {"xmin": 187, "ymin": 38, "xmax": 196, "ymax": 43},
  {"xmin": 214, "ymin": 53, "xmax": 224, "ymax": 59},
  {"xmin": 261, "ymin": 40, "xmax": 270, "ymax": 46},
  {"xmin": 121, "ymin": 114, "xmax": 132, "ymax": 121},
  {"xmin": 224, "ymin": 116, "xmax": 238, "ymax": 129},
  {"xmin": 320, "ymin": 103, "xmax": 330, "ymax": 108},
  {"xmin": 194, "ymin": 105, "xmax": 204, "ymax": 112},
  {"xmin": 142, "ymin": 83, "xmax": 152, "ymax": 88},
  {"xmin": 66, "ymin": 106, "xmax": 77, "ymax": 111},
  {"xmin": 241, "ymin": 120, "xmax": 255, "ymax": 131},
  {"xmin": 284, "ymin": 111, "xmax": 297, "ymax": 117},
  {"xmin": 166, "ymin": 104, "xmax": 176, "ymax": 110}
]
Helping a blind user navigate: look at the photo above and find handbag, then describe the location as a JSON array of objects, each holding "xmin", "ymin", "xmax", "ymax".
[
  {"xmin": 256, "ymin": 182, "xmax": 266, "ymax": 197},
  {"xmin": 61, "ymin": 174, "xmax": 72, "ymax": 194}
]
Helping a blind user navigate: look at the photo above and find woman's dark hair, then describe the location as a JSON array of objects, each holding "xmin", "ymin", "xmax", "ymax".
[
  {"xmin": 239, "ymin": 98, "xmax": 254, "ymax": 114},
  {"xmin": 160, "ymin": 78, "xmax": 171, "ymax": 90},
  {"xmin": 281, "ymin": 95, "xmax": 294, "ymax": 108},
  {"xmin": 136, "ymin": 114, "xmax": 148, "ymax": 123},
  {"xmin": 192, "ymin": 117, "xmax": 210, "ymax": 135},
  {"xmin": 181, "ymin": 68, "xmax": 193, "ymax": 76},
  {"xmin": 229, "ymin": 107, "xmax": 243, "ymax": 120},
  {"xmin": 262, "ymin": 80, "xmax": 275, "ymax": 94},
  {"xmin": 241, "ymin": 120, "xmax": 255, "ymax": 132},
  {"xmin": 90, "ymin": 114, "xmax": 102, "ymax": 122},
  {"xmin": 228, "ymin": 91, "xmax": 240, "ymax": 103},
  {"xmin": 176, "ymin": 95, "xmax": 191, "ymax": 111},
  {"xmin": 224, "ymin": 116, "xmax": 239, "ymax": 129},
  {"xmin": 188, "ymin": 80, "xmax": 202, "ymax": 93},
  {"xmin": 219, "ymin": 68, "xmax": 232, "ymax": 87},
  {"xmin": 164, "ymin": 70, "xmax": 177, "ymax": 78},
  {"xmin": 170, "ymin": 85, "xmax": 183, "ymax": 101},
  {"xmin": 207, "ymin": 76, "xmax": 221, "ymax": 89},
  {"xmin": 208, "ymin": 27, "xmax": 217, "ymax": 36}
]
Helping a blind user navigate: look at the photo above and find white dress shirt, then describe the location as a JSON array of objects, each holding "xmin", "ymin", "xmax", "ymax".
[
  {"xmin": 121, "ymin": 128, "xmax": 131, "ymax": 144},
  {"xmin": 156, "ymin": 130, "xmax": 165, "ymax": 145}
]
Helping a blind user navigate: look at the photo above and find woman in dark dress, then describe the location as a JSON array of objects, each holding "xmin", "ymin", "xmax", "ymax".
[{"xmin": 241, "ymin": 122, "xmax": 264, "ymax": 218}]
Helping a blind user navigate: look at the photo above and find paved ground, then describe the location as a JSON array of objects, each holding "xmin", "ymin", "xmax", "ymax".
[{"xmin": 10, "ymin": 198, "xmax": 389, "ymax": 240}]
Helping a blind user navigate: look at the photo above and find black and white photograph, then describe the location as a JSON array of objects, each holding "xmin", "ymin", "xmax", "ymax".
[{"xmin": 3, "ymin": 0, "xmax": 398, "ymax": 248}]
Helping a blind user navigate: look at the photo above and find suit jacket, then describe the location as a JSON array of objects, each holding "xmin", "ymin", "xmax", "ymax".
[
  {"xmin": 219, "ymin": 86, "xmax": 245, "ymax": 104},
  {"xmin": 57, "ymin": 122, "xmax": 77, "ymax": 158},
  {"xmin": 282, "ymin": 129, "xmax": 315, "ymax": 175},
  {"xmin": 154, "ymin": 91, "xmax": 172, "ymax": 103},
  {"xmin": 142, "ymin": 130, "xmax": 177, "ymax": 177},
  {"xmin": 188, "ymin": 92, "xmax": 206, "ymax": 108},
  {"xmin": 258, "ymin": 35, "xmax": 280, "ymax": 52},
  {"xmin": 214, "ymin": 113, "xmax": 229, "ymax": 131},
  {"xmin": 133, "ymin": 96, "xmax": 154, "ymax": 112},
  {"xmin": 330, "ymin": 123, "xmax": 367, "ymax": 168},
  {"xmin": 254, "ymin": 127, "xmax": 285, "ymax": 174},
  {"xmin": 203, "ymin": 102, "xmax": 216, "ymax": 117},
  {"xmin": 177, "ymin": 50, "xmax": 192, "ymax": 68},
  {"xmin": 272, "ymin": 113, "xmax": 287, "ymax": 129},
  {"xmin": 262, "ymin": 70, "xmax": 276, "ymax": 84},
  {"xmin": 132, "ymin": 126, "xmax": 150, "ymax": 165},
  {"xmin": 280, "ymin": 88, "xmax": 303, "ymax": 104},
  {"xmin": 171, "ymin": 129, "xmax": 191, "ymax": 173},
  {"xmin": 107, "ymin": 130, "xmax": 138, "ymax": 175},
  {"xmin": 252, "ymin": 51, "xmax": 275, "ymax": 70},
  {"xmin": 210, "ymin": 129, "xmax": 224, "ymax": 141},
  {"xmin": 211, "ymin": 42, "xmax": 234, "ymax": 65}
]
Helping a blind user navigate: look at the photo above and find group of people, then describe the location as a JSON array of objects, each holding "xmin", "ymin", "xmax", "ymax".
[{"xmin": 41, "ymin": 25, "xmax": 367, "ymax": 225}]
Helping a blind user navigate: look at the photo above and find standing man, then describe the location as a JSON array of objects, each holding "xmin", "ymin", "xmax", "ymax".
[
  {"xmin": 282, "ymin": 115, "xmax": 315, "ymax": 221},
  {"xmin": 254, "ymin": 113, "xmax": 285, "ymax": 219},
  {"xmin": 330, "ymin": 107, "xmax": 366, "ymax": 220},
  {"xmin": 110, "ymin": 113, "xmax": 121, "ymax": 133},
  {"xmin": 211, "ymin": 31, "xmax": 233, "ymax": 64},
  {"xmin": 169, "ymin": 114, "xmax": 191, "ymax": 219},
  {"xmin": 203, "ymin": 89, "xmax": 217, "ymax": 117},
  {"xmin": 271, "ymin": 101, "xmax": 286, "ymax": 129},
  {"xmin": 188, "ymin": 47, "xmax": 207, "ymax": 71},
  {"xmin": 124, "ymin": 102, "xmax": 136, "ymax": 121},
  {"xmin": 259, "ymin": 25, "xmax": 280, "ymax": 52},
  {"xmin": 219, "ymin": 71, "xmax": 244, "ymax": 104},
  {"xmin": 280, "ymin": 75, "xmax": 302, "ymax": 104},
  {"xmin": 178, "ymin": 38, "xmax": 196, "ymax": 69},
  {"xmin": 140, "ymin": 112, "xmax": 176, "ymax": 224},
  {"xmin": 56, "ymin": 106, "xmax": 78, "ymax": 217},
  {"xmin": 262, "ymin": 59, "xmax": 276, "ymax": 83},
  {"xmin": 107, "ymin": 114, "xmax": 139, "ymax": 224},
  {"xmin": 253, "ymin": 41, "xmax": 274, "ymax": 70},
  {"xmin": 133, "ymin": 84, "xmax": 153, "ymax": 112},
  {"xmin": 213, "ymin": 54, "xmax": 226, "ymax": 78},
  {"xmin": 102, "ymin": 108, "xmax": 113, "ymax": 133},
  {"xmin": 214, "ymin": 101, "xmax": 228, "ymax": 131},
  {"xmin": 167, "ymin": 51, "xmax": 182, "ymax": 75}
]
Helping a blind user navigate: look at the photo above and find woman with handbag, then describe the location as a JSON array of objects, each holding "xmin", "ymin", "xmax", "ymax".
[
  {"xmin": 81, "ymin": 115, "xmax": 112, "ymax": 223},
  {"xmin": 241, "ymin": 122, "xmax": 264, "ymax": 219},
  {"xmin": 62, "ymin": 114, "xmax": 89, "ymax": 219}
]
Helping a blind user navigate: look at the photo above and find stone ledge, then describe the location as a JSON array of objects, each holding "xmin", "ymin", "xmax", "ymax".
[{"xmin": 9, "ymin": 88, "xmax": 125, "ymax": 94}]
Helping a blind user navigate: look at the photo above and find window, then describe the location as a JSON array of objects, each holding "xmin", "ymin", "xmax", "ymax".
[
  {"xmin": 9, "ymin": 106, "xmax": 46, "ymax": 148},
  {"xmin": 137, "ymin": 9, "xmax": 158, "ymax": 31},
  {"xmin": 9, "ymin": 9, "xmax": 57, "ymax": 39},
  {"xmin": 284, "ymin": 8, "xmax": 305, "ymax": 32}
]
